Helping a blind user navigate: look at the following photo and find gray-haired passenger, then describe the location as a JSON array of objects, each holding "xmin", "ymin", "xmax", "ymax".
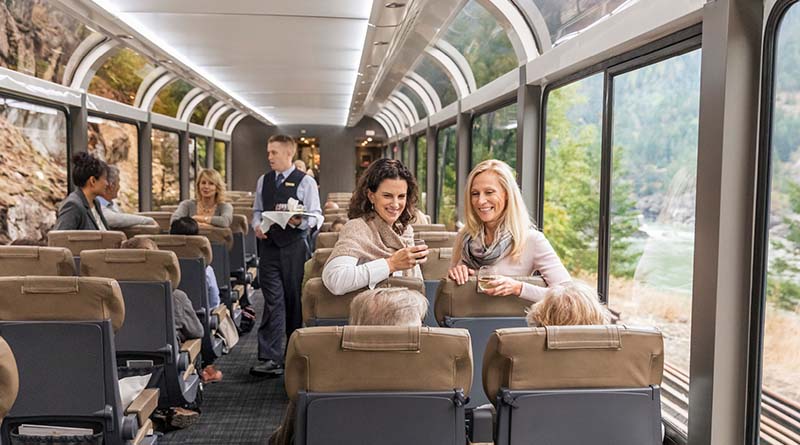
[{"xmin": 97, "ymin": 165, "xmax": 157, "ymax": 228}]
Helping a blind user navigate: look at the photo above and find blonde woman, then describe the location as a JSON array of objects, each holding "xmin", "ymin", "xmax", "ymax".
[
  {"xmin": 448, "ymin": 160, "xmax": 570, "ymax": 301},
  {"xmin": 526, "ymin": 281, "xmax": 611, "ymax": 326},
  {"xmin": 170, "ymin": 168, "xmax": 233, "ymax": 228}
]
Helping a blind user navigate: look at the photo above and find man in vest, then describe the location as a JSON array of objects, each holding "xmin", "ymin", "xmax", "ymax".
[{"xmin": 250, "ymin": 134, "xmax": 321, "ymax": 377}]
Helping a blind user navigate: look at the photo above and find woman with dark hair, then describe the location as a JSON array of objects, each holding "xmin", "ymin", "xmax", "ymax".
[
  {"xmin": 54, "ymin": 152, "xmax": 110, "ymax": 231},
  {"xmin": 322, "ymin": 158, "xmax": 429, "ymax": 295}
]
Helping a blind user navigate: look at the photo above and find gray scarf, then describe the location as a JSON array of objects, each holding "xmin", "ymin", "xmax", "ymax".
[{"xmin": 461, "ymin": 227, "xmax": 513, "ymax": 270}]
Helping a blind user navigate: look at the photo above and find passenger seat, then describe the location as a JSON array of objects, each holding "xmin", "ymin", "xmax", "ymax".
[
  {"xmin": 47, "ymin": 230, "xmax": 127, "ymax": 270},
  {"xmin": 136, "ymin": 212, "xmax": 173, "ymax": 233},
  {"xmin": 0, "ymin": 245, "xmax": 75, "ymax": 276},
  {"xmin": 315, "ymin": 232, "xmax": 339, "ymax": 249}
]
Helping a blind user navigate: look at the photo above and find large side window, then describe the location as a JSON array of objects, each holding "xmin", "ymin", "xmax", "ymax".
[
  {"xmin": 543, "ymin": 74, "xmax": 603, "ymax": 287},
  {"xmin": 0, "ymin": 97, "xmax": 67, "ymax": 243},
  {"xmin": 436, "ymin": 125, "xmax": 457, "ymax": 230},
  {"xmin": 471, "ymin": 103, "xmax": 517, "ymax": 169},
  {"xmin": 151, "ymin": 128, "xmax": 180, "ymax": 208},
  {"xmin": 416, "ymin": 135, "xmax": 428, "ymax": 212},
  {"xmin": 87, "ymin": 116, "xmax": 139, "ymax": 211},
  {"xmin": 214, "ymin": 140, "xmax": 227, "ymax": 182}
]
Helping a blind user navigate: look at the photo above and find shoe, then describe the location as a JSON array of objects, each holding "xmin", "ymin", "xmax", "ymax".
[
  {"xmin": 250, "ymin": 359, "xmax": 284, "ymax": 377},
  {"xmin": 169, "ymin": 407, "xmax": 199, "ymax": 429},
  {"xmin": 201, "ymin": 365, "xmax": 223, "ymax": 383}
]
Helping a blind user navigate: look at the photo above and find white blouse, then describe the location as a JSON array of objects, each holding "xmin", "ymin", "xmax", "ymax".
[{"xmin": 322, "ymin": 256, "xmax": 423, "ymax": 295}]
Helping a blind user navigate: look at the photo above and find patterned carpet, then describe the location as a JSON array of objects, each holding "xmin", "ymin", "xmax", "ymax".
[{"xmin": 160, "ymin": 290, "xmax": 288, "ymax": 445}]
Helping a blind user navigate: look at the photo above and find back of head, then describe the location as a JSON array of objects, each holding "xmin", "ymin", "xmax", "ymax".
[
  {"xmin": 324, "ymin": 200, "xmax": 340, "ymax": 211},
  {"xmin": 349, "ymin": 287, "xmax": 428, "ymax": 327},
  {"xmin": 106, "ymin": 165, "xmax": 120, "ymax": 187},
  {"xmin": 294, "ymin": 159, "xmax": 307, "ymax": 172},
  {"xmin": 120, "ymin": 237, "xmax": 158, "ymax": 250},
  {"xmin": 170, "ymin": 216, "xmax": 199, "ymax": 235},
  {"xmin": 526, "ymin": 281, "xmax": 611, "ymax": 327},
  {"xmin": 71, "ymin": 152, "xmax": 108, "ymax": 188},
  {"xmin": 331, "ymin": 217, "xmax": 347, "ymax": 232}
]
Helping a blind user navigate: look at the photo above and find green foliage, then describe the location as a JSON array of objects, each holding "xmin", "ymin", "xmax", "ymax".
[
  {"xmin": 471, "ymin": 103, "xmax": 517, "ymax": 168},
  {"xmin": 214, "ymin": 141, "xmax": 226, "ymax": 181},
  {"xmin": 88, "ymin": 48, "xmax": 151, "ymax": 105},
  {"xmin": 416, "ymin": 136, "xmax": 427, "ymax": 210},
  {"xmin": 153, "ymin": 80, "xmax": 194, "ymax": 117},
  {"xmin": 437, "ymin": 127, "xmax": 457, "ymax": 230},
  {"xmin": 767, "ymin": 180, "xmax": 800, "ymax": 310},
  {"xmin": 191, "ymin": 97, "xmax": 216, "ymax": 125}
]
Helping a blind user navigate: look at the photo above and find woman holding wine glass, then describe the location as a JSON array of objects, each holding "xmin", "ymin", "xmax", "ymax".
[{"xmin": 447, "ymin": 160, "xmax": 570, "ymax": 302}]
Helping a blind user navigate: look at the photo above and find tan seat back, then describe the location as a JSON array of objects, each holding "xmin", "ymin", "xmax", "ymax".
[
  {"xmin": 119, "ymin": 224, "xmax": 161, "ymax": 239},
  {"xmin": 414, "ymin": 231, "xmax": 456, "ymax": 249},
  {"xmin": 233, "ymin": 206, "xmax": 254, "ymax": 215},
  {"xmin": 134, "ymin": 235, "xmax": 212, "ymax": 265},
  {"xmin": 320, "ymin": 222, "xmax": 333, "ymax": 232},
  {"xmin": 0, "ymin": 336, "xmax": 18, "ymax": 421},
  {"xmin": 0, "ymin": 246, "xmax": 75, "ymax": 276},
  {"xmin": 158, "ymin": 205, "xmax": 179, "ymax": 213},
  {"xmin": 47, "ymin": 230, "xmax": 126, "ymax": 256},
  {"xmin": 307, "ymin": 248, "xmax": 333, "ymax": 281},
  {"xmin": 411, "ymin": 212, "xmax": 432, "ymax": 225},
  {"xmin": 420, "ymin": 247, "xmax": 452, "ymax": 280},
  {"xmin": 80, "ymin": 249, "xmax": 181, "ymax": 289},
  {"xmin": 483, "ymin": 325, "xmax": 664, "ymax": 403},
  {"xmin": 316, "ymin": 232, "xmax": 339, "ymax": 249},
  {"xmin": 434, "ymin": 276, "xmax": 544, "ymax": 325},
  {"xmin": 230, "ymin": 214, "xmax": 249, "ymax": 235},
  {"xmin": 198, "ymin": 226, "xmax": 234, "ymax": 250},
  {"xmin": 411, "ymin": 224, "xmax": 446, "ymax": 232},
  {"xmin": 302, "ymin": 277, "xmax": 425, "ymax": 324},
  {"xmin": 323, "ymin": 208, "xmax": 348, "ymax": 218},
  {"xmin": 285, "ymin": 326, "xmax": 472, "ymax": 401},
  {"xmin": 136, "ymin": 212, "xmax": 173, "ymax": 232},
  {"xmin": 0, "ymin": 276, "xmax": 125, "ymax": 332}
]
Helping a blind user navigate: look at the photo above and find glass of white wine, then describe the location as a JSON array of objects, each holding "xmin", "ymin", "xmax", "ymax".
[{"xmin": 477, "ymin": 266, "xmax": 499, "ymax": 293}]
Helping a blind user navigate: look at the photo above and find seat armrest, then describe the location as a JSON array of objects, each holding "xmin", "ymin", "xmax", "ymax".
[
  {"xmin": 469, "ymin": 404, "xmax": 495, "ymax": 444},
  {"xmin": 132, "ymin": 419, "xmax": 154, "ymax": 445},
  {"xmin": 180, "ymin": 338, "xmax": 202, "ymax": 365},
  {"xmin": 211, "ymin": 304, "xmax": 228, "ymax": 318},
  {"xmin": 125, "ymin": 388, "xmax": 159, "ymax": 425}
]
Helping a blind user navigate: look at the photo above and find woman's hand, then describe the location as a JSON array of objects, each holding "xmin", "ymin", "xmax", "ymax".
[
  {"xmin": 448, "ymin": 264, "xmax": 475, "ymax": 285},
  {"xmin": 482, "ymin": 276, "xmax": 523, "ymax": 297},
  {"xmin": 387, "ymin": 246, "xmax": 429, "ymax": 273},
  {"xmin": 192, "ymin": 215, "xmax": 211, "ymax": 224}
]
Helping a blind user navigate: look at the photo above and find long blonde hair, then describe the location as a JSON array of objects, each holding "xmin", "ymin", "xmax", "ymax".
[
  {"xmin": 195, "ymin": 168, "xmax": 226, "ymax": 204},
  {"xmin": 526, "ymin": 281, "xmax": 611, "ymax": 327},
  {"xmin": 462, "ymin": 159, "xmax": 532, "ymax": 259}
]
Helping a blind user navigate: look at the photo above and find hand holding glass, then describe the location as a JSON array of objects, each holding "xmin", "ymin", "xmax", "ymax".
[{"xmin": 477, "ymin": 266, "xmax": 499, "ymax": 293}]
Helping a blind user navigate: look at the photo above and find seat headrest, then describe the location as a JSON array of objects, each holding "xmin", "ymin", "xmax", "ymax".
[
  {"xmin": 47, "ymin": 230, "xmax": 127, "ymax": 256},
  {"xmin": 302, "ymin": 277, "xmax": 425, "ymax": 324},
  {"xmin": 420, "ymin": 248, "xmax": 452, "ymax": 280},
  {"xmin": 134, "ymin": 235, "xmax": 212, "ymax": 265},
  {"xmin": 306, "ymin": 248, "xmax": 333, "ymax": 281},
  {"xmin": 158, "ymin": 205, "xmax": 179, "ymax": 213},
  {"xmin": 233, "ymin": 206, "xmax": 254, "ymax": 216},
  {"xmin": 230, "ymin": 214, "xmax": 249, "ymax": 235},
  {"xmin": 412, "ymin": 231, "xmax": 456, "ymax": 249},
  {"xmin": 0, "ymin": 246, "xmax": 75, "ymax": 276},
  {"xmin": 0, "ymin": 336, "xmax": 19, "ymax": 421},
  {"xmin": 136, "ymin": 212, "xmax": 172, "ymax": 228},
  {"xmin": 316, "ymin": 232, "xmax": 339, "ymax": 249},
  {"xmin": 411, "ymin": 224, "xmax": 446, "ymax": 232},
  {"xmin": 434, "ymin": 276, "xmax": 544, "ymax": 325},
  {"xmin": 482, "ymin": 325, "xmax": 664, "ymax": 404},
  {"xmin": 285, "ymin": 326, "xmax": 473, "ymax": 401},
  {"xmin": 80, "ymin": 249, "xmax": 181, "ymax": 289},
  {"xmin": 198, "ymin": 226, "xmax": 234, "ymax": 250},
  {"xmin": 120, "ymin": 225, "xmax": 161, "ymax": 239},
  {"xmin": 0, "ymin": 276, "xmax": 125, "ymax": 332}
]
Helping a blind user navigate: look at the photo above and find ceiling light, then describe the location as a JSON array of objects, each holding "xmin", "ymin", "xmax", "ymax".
[
  {"xmin": 373, "ymin": 41, "xmax": 389, "ymax": 46},
  {"xmin": 385, "ymin": 2, "xmax": 406, "ymax": 7},
  {"xmin": 116, "ymin": 34, "xmax": 133, "ymax": 40}
]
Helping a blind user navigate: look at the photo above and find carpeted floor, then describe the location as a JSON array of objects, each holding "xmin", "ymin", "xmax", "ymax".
[{"xmin": 160, "ymin": 290, "xmax": 288, "ymax": 445}]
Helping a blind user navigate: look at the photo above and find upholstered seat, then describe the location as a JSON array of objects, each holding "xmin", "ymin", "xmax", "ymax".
[{"xmin": 0, "ymin": 246, "xmax": 75, "ymax": 276}]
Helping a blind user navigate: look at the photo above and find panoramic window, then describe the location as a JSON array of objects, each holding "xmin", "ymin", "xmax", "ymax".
[
  {"xmin": 533, "ymin": 0, "xmax": 633, "ymax": 45},
  {"xmin": 152, "ymin": 79, "xmax": 193, "ymax": 117},
  {"xmin": 214, "ymin": 140, "xmax": 226, "ymax": 182},
  {"xmin": 609, "ymin": 49, "xmax": 701, "ymax": 433},
  {"xmin": 471, "ymin": 103, "xmax": 517, "ymax": 169},
  {"xmin": 87, "ymin": 116, "xmax": 139, "ymax": 211},
  {"xmin": 442, "ymin": 0, "xmax": 518, "ymax": 88},
  {"xmin": 0, "ymin": 97, "xmax": 67, "ymax": 243},
  {"xmin": 399, "ymin": 85, "xmax": 427, "ymax": 119},
  {"xmin": 197, "ymin": 137, "xmax": 208, "ymax": 170},
  {"xmin": 543, "ymin": 74, "xmax": 603, "ymax": 286},
  {"xmin": 414, "ymin": 54, "xmax": 458, "ymax": 108},
  {"xmin": 0, "ymin": 0, "xmax": 90, "ymax": 84},
  {"xmin": 215, "ymin": 109, "xmax": 234, "ymax": 131},
  {"xmin": 188, "ymin": 137, "xmax": 197, "ymax": 198},
  {"xmin": 151, "ymin": 128, "xmax": 180, "ymax": 208},
  {"xmin": 88, "ymin": 48, "xmax": 154, "ymax": 105},
  {"xmin": 191, "ymin": 97, "xmax": 217, "ymax": 125},
  {"xmin": 417, "ymin": 135, "xmax": 428, "ymax": 212},
  {"xmin": 436, "ymin": 125, "xmax": 457, "ymax": 230},
  {"xmin": 762, "ymin": 3, "xmax": 800, "ymax": 429}
]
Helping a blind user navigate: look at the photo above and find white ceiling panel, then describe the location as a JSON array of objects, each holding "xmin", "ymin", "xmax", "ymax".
[{"xmin": 98, "ymin": 0, "xmax": 372, "ymax": 125}]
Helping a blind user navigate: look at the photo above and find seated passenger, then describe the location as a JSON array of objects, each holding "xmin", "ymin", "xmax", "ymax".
[
  {"xmin": 54, "ymin": 152, "xmax": 110, "ymax": 231},
  {"xmin": 448, "ymin": 160, "xmax": 570, "ymax": 301},
  {"xmin": 322, "ymin": 159, "xmax": 428, "ymax": 295},
  {"xmin": 526, "ymin": 281, "xmax": 611, "ymax": 327},
  {"xmin": 169, "ymin": 217, "xmax": 221, "ymax": 309},
  {"xmin": 294, "ymin": 159, "xmax": 307, "ymax": 173},
  {"xmin": 268, "ymin": 287, "xmax": 428, "ymax": 445},
  {"xmin": 170, "ymin": 168, "xmax": 233, "ymax": 228},
  {"xmin": 97, "ymin": 166, "xmax": 158, "ymax": 229},
  {"xmin": 329, "ymin": 217, "xmax": 347, "ymax": 233},
  {"xmin": 323, "ymin": 200, "xmax": 339, "ymax": 211}
]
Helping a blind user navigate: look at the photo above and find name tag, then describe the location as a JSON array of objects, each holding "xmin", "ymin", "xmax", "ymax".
[{"xmin": 284, "ymin": 182, "xmax": 296, "ymax": 187}]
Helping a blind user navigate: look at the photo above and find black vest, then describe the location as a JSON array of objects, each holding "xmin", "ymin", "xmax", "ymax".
[{"xmin": 262, "ymin": 168, "xmax": 307, "ymax": 247}]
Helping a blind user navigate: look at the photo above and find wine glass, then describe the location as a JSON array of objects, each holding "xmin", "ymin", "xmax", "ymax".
[{"xmin": 477, "ymin": 266, "xmax": 499, "ymax": 293}]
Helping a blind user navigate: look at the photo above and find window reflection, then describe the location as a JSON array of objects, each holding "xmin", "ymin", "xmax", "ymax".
[
  {"xmin": 415, "ymin": 54, "xmax": 458, "ymax": 108},
  {"xmin": 87, "ymin": 116, "xmax": 139, "ymax": 211},
  {"xmin": 399, "ymin": 86, "xmax": 427, "ymax": 119},
  {"xmin": 533, "ymin": 0, "xmax": 635, "ymax": 45},
  {"xmin": 151, "ymin": 129, "xmax": 180, "ymax": 208}
]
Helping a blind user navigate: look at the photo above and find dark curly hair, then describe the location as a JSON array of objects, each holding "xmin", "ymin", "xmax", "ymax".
[
  {"xmin": 349, "ymin": 158, "xmax": 419, "ymax": 235},
  {"xmin": 71, "ymin": 152, "xmax": 108, "ymax": 188}
]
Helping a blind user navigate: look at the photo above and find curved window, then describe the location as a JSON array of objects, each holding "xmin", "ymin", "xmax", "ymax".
[
  {"xmin": 442, "ymin": 0, "xmax": 518, "ymax": 88},
  {"xmin": 214, "ymin": 140, "xmax": 226, "ymax": 182},
  {"xmin": 191, "ymin": 97, "xmax": 217, "ymax": 125},
  {"xmin": 436, "ymin": 125, "xmax": 457, "ymax": 230},
  {"xmin": 415, "ymin": 54, "xmax": 458, "ymax": 108},
  {"xmin": 87, "ymin": 116, "xmax": 139, "ymax": 211},
  {"xmin": 151, "ymin": 128, "xmax": 180, "ymax": 208},
  {"xmin": 416, "ymin": 135, "xmax": 428, "ymax": 212},
  {"xmin": 543, "ymin": 74, "xmax": 603, "ymax": 287},
  {"xmin": 88, "ymin": 48, "xmax": 154, "ymax": 105},
  {"xmin": 471, "ymin": 103, "xmax": 517, "ymax": 169},
  {"xmin": 533, "ymin": 0, "xmax": 634, "ymax": 45},
  {"xmin": 0, "ymin": 0, "xmax": 89, "ymax": 84},
  {"xmin": 152, "ymin": 79, "xmax": 193, "ymax": 116},
  {"xmin": 399, "ymin": 85, "xmax": 427, "ymax": 119},
  {"xmin": 0, "ymin": 97, "xmax": 67, "ymax": 243},
  {"xmin": 215, "ymin": 109, "xmax": 235, "ymax": 131}
]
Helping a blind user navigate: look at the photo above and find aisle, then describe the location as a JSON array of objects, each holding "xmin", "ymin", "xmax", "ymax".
[{"xmin": 160, "ymin": 290, "xmax": 288, "ymax": 444}]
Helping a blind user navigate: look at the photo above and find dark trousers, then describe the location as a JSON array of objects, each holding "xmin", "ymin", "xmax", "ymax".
[{"xmin": 257, "ymin": 238, "xmax": 309, "ymax": 362}]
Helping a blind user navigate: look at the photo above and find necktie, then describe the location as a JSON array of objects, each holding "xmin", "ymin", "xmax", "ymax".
[{"xmin": 276, "ymin": 173, "xmax": 284, "ymax": 187}]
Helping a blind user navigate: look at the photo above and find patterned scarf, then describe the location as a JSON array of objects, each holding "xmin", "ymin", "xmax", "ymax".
[{"xmin": 460, "ymin": 227, "xmax": 513, "ymax": 270}]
